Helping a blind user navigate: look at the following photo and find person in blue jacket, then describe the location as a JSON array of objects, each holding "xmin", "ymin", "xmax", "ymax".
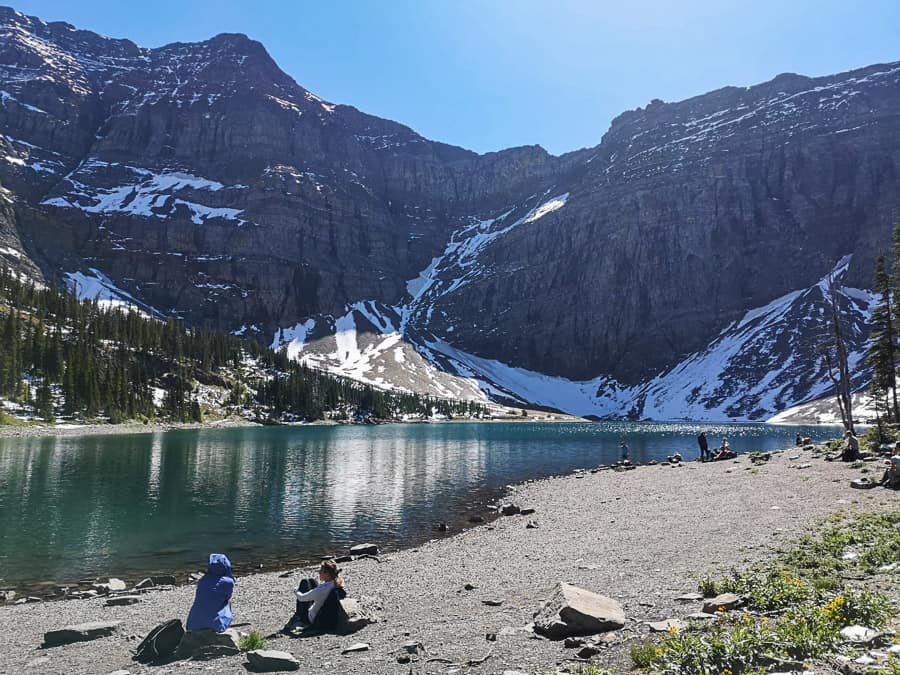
[{"xmin": 186, "ymin": 553, "xmax": 235, "ymax": 632}]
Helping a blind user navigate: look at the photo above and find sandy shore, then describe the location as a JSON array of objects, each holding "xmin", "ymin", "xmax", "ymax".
[{"xmin": 0, "ymin": 445, "xmax": 897, "ymax": 674}]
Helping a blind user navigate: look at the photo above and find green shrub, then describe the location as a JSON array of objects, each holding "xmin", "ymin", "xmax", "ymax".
[
  {"xmin": 698, "ymin": 573, "xmax": 720, "ymax": 597},
  {"xmin": 630, "ymin": 641, "xmax": 659, "ymax": 668},
  {"xmin": 238, "ymin": 630, "xmax": 267, "ymax": 652}
]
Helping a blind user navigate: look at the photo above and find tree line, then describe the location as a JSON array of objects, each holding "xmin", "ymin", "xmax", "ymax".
[{"xmin": 0, "ymin": 268, "xmax": 486, "ymax": 423}]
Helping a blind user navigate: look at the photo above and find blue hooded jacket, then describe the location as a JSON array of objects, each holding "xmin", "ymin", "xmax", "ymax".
[{"xmin": 186, "ymin": 553, "xmax": 235, "ymax": 632}]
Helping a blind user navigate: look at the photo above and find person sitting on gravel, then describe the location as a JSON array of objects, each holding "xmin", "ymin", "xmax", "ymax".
[
  {"xmin": 841, "ymin": 430, "xmax": 860, "ymax": 462},
  {"xmin": 879, "ymin": 443, "xmax": 900, "ymax": 489},
  {"xmin": 186, "ymin": 553, "xmax": 235, "ymax": 632},
  {"xmin": 712, "ymin": 437, "xmax": 736, "ymax": 461},
  {"xmin": 282, "ymin": 559, "xmax": 347, "ymax": 636}
]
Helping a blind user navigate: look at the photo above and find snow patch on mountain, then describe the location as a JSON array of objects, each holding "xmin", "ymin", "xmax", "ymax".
[
  {"xmin": 274, "ymin": 256, "xmax": 873, "ymax": 421},
  {"xmin": 42, "ymin": 162, "xmax": 248, "ymax": 225},
  {"xmin": 65, "ymin": 268, "xmax": 158, "ymax": 316},
  {"xmin": 401, "ymin": 192, "xmax": 570, "ymax": 330}
]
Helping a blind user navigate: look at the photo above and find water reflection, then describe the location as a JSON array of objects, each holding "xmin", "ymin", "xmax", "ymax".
[{"xmin": 0, "ymin": 421, "xmax": 835, "ymax": 586}]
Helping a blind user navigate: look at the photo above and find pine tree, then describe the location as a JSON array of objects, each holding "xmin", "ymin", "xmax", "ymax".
[{"xmin": 867, "ymin": 253, "xmax": 899, "ymax": 420}]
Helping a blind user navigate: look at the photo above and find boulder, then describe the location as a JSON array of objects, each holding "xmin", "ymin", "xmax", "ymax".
[
  {"xmin": 526, "ymin": 520, "xmax": 539, "ymax": 529},
  {"xmin": 519, "ymin": 507, "xmax": 536, "ymax": 516},
  {"xmin": 135, "ymin": 578, "xmax": 155, "ymax": 589},
  {"xmin": 647, "ymin": 619, "xmax": 685, "ymax": 632},
  {"xmin": 468, "ymin": 515, "xmax": 485, "ymax": 523},
  {"xmin": 350, "ymin": 543, "xmax": 379, "ymax": 556},
  {"xmin": 151, "ymin": 575, "xmax": 177, "ymax": 586},
  {"xmin": 576, "ymin": 644, "xmax": 602, "ymax": 659},
  {"xmin": 92, "ymin": 578, "xmax": 127, "ymax": 594},
  {"xmin": 850, "ymin": 478, "xmax": 878, "ymax": 489},
  {"xmin": 533, "ymin": 583, "xmax": 625, "ymax": 639},
  {"xmin": 175, "ymin": 629, "xmax": 241, "ymax": 660},
  {"xmin": 68, "ymin": 589, "xmax": 99, "ymax": 599},
  {"xmin": 500, "ymin": 503, "xmax": 521, "ymax": 516},
  {"xmin": 702, "ymin": 593, "xmax": 741, "ymax": 613},
  {"xmin": 340, "ymin": 597, "xmax": 376, "ymax": 633},
  {"xmin": 840, "ymin": 625, "xmax": 881, "ymax": 645},
  {"xmin": 43, "ymin": 621, "xmax": 121, "ymax": 647},
  {"xmin": 674, "ymin": 592, "xmax": 703, "ymax": 602},
  {"xmin": 246, "ymin": 649, "xmax": 300, "ymax": 672},
  {"xmin": 0, "ymin": 590, "xmax": 15, "ymax": 602},
  {"xmin": 105, "ymin": 595, "xmax": 142, "ymax": 607}
]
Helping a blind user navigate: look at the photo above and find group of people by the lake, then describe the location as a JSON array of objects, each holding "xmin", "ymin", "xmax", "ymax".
[
  {"xmin": 696, "ymin": 431, "xmax": 737, "ymax": 462},
  {"xmin": 183, "ymin": 554, "xmax": 349, "ymax": 640}
]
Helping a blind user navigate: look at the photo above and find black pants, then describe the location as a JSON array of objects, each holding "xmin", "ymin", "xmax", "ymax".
[{"xmin": 293, "ymin": 578, "xmax": 318, "ymax": 624}]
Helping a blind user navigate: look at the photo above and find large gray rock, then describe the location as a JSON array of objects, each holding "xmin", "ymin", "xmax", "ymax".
[
  {"xmin": 702, "ymin": 593, "xmax": 741, "ymax": 614},
  {"xmin": 246, "ymin": 649, "xmax": 300, "ymax": 672},
  {"xmin": 341, "ymin": 597, "xmax": 376, "ymax": 633},
  {"xmin": 533, "ymin": 583, "xmax": 625, "ymax": 639},
  {"xmin": 349, "ymin": 543, "xmax": 379, "ymax": 556},
  {"xmin": 43, "ymin": 621, "xmax": 121, "ymax": 647},
  {"xmin": 175, "ymin": 629, "xmax": 241, "ymax": 660}
]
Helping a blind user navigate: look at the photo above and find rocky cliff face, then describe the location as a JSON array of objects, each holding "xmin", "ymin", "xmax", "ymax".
[{"xmin": 0, "ymin": 6, "xmax": 897, "ymax": 418}]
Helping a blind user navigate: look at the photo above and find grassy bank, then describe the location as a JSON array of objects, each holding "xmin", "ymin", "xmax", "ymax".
[{"xmin": 629, "ymin": 511, "xmax": 900, "ymax": 674}]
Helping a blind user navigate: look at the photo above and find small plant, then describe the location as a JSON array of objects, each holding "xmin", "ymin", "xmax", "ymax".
[
  {"xmin": 238, "ymin": 630, "xmax": 267, "ymax": 652},
  {"xmin": 630, "ymin": 641, "xmax": 660, "ymax": 668},
  {"xmin": 573, "ymin": 667, "xmax": 614, "ymax": 675},
  {"xmin": 698, "ymin": 573, "xmax": 720, "ymax": 597}
]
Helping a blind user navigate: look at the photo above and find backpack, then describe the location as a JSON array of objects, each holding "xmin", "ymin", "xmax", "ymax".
[{"xmin": 134, "ymin": 618, "xmax": 185, "ymax": 662}]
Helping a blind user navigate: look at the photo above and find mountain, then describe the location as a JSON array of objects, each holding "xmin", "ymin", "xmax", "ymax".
[{"xmin": 0, "ymin": 6, "xmax": 897, "ymax": 420}]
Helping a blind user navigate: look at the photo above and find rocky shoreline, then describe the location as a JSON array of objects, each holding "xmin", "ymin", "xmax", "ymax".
[
  {"xmin": 0, "ymin": 443, "xmax": 897, "ymax": 674},
  {"xmin": 0, "ymin": 411, "xmax": 583, "ymax": 439}
]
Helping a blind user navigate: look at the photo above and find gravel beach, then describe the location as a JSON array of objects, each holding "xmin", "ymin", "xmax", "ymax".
[{"xmin": 1, "ymin": 444, "xmax": 897, "ymax": 674}]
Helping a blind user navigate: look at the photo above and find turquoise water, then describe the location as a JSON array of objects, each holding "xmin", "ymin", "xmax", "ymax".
[{"xmin": 0, "ymin": 421, "xmax": 834, "ymax": 589}]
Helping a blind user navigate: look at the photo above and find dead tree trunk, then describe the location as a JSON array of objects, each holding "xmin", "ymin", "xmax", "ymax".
[{"xmin": 827, "ymin": 276, "xmax": 854, "ymax": 433}]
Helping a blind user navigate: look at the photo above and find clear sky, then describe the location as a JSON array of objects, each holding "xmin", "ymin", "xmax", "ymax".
[{"xmin": 11, "ymin": 0, "xmax": 900, "ymax": 155}]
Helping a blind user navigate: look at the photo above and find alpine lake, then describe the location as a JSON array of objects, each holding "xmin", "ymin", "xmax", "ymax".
[{"xmin": 0, "ymin": 421, "xmax": 837, "ymax": 594}]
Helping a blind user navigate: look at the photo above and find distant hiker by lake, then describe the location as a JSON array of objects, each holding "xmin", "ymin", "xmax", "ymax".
[
  {"xmin": 698, "ymin": 431, "xmax": 710, "ymax": 461},
  {"xmin": 712, "ymin": 436, "xmax": 737, "ymax": 461},
  {"xmin": 620, "ymin": 440, "xmax": 630, "ymax": 465},
  {"xmin": 841, "ymin": 430, "xmax": 860, "ymax": 462}
]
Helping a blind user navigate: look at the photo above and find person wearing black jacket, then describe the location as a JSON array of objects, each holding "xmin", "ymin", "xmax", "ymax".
[{"xmin": 697, "ymin": 432, "xmax": 710, "ymax": 462}]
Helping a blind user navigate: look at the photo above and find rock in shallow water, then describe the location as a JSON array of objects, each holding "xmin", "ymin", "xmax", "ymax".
[
  {"xmin": 532, "ymin": 582, "xmax": 625, "ymax": 639},
  {"xmin": 349, "ymin": 543, "xmax": 379, "ymax": 556}
]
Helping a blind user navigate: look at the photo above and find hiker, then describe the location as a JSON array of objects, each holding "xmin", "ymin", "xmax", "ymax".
[
  {"xmin": 698, "ymin": 432, "xmax": 710, "ymax": 461},
  {"xmin": 620, "ymin": 440, "xmax": 630, "ymax": 465},
  {"xmin": 186, "ymin": 553, "xmax": 235, "ymax": 632},
  {"xmin": 713, "ymin": 437, "xmax": 736, "ymax": 460},
  {"xmin": 841, "ymin": 430, "xmax": 860, "ymax": 462},
  {"xmin": 283, "ymin": 559, "xmax": 347, "ymax": 635},
  {"xmin": 879, "ymin": 442, "xmax": 900, "ymax": 488}
]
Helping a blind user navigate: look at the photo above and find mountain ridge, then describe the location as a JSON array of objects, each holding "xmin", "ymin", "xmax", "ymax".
[{"xmin": 1, "ymin": 5, "xmax": 897, "ymax": 419}]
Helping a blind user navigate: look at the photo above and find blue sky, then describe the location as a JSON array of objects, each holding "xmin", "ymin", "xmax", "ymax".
[{"xmin": 13, "ymin": 0, "xmax": 900, "ymax": 155}]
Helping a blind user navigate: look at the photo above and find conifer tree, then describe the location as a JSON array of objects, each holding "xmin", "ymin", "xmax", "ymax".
[{"xmin": 867, "ymin": 252, "xmax": 898, "ymax": 420}]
